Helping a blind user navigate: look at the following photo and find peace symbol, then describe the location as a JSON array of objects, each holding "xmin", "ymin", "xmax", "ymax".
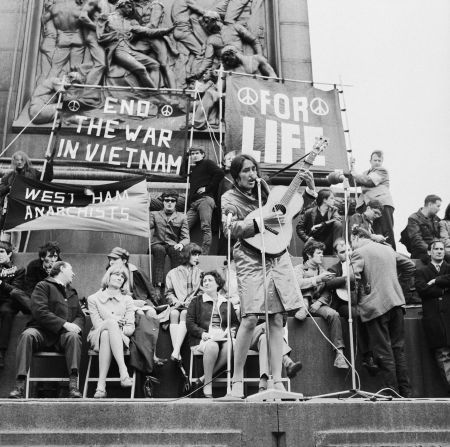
[
  {"xmin": 310, "ymin": 97, "xmax": 329, "ymax": 116},
  {"xmin": 237, "ymin": 87, "xmax": 258, "ymax": 106},
  {"xmin": 68, "ymin": 100, "xmax": 80, "ymax": 112},
  {"xmin": 160, "ymin": 104, "xmax": 173, "ymax": 117}
]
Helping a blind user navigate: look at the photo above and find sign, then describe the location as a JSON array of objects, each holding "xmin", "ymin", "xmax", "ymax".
[
  {"xmin": 56, "ymin": 88, "xmax": 191, "ymax": 177},
  {"xmin": 225, "ymin": 76, "xmax": 348, "ymax": 172},
  {"xmin": 4, "ymin": 176, "xmax": 149, "ymax": 238}
]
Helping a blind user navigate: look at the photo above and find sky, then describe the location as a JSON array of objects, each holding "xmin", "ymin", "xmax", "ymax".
[{"xmin": 307, "ymin": 0, "xmax": 450, "ymax": 251}]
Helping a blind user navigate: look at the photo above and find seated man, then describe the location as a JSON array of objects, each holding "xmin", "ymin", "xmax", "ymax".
[
  {"xmin": 0, "ymin": 241, "xmax": 31, "ymax": 368},
  {"xmin": 348, "ymin": 200, "xmax": 386, "ymax": 244},
  {"xmin": 9, "ymin": 262, "xmax": 85, "ymax": 398},
  {"xmin": 401, "ymin": 194, "xmax": 442, "ymax": 262},
  {"xmin": 165, "ymin": 243, "xmax": 202, "ymax": 363},
  {"xmin": 294, "ymin": 240, "xmax": 348, "ymax": 369},
  {"xmin": 249, "ymin": 322, "xmax": 303, "ymax": 391},
  {"xmin": 186, "ymin": 147, "xmax": 224, "ymax": 254},
  {"xmin": 25, "ymin": 241, "xmax": 61, "ymax": 295},
  {"xmin": 150, "ymin": 191, "xmax": 190, "ymax": 297},
  {"xmin": 296, "ymin": 188, "xmax": 343, "ymax": 255},
  {"xmin": 415, "ymin": 240, "xmax": 450, "ymax": 391}
]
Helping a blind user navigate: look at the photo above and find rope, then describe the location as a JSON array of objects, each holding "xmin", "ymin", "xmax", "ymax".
[{"xmin": 0, "ymin": 90, "xmax": 60, "ymax": 158}]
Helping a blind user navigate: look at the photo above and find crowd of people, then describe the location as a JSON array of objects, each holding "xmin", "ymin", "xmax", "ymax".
[{"xmin": 0, "ymin": 147, "xmax": 450, "ymax": 399}]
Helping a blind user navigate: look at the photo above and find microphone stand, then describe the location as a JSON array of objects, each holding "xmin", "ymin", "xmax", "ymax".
[
  {"xmin": 225, "ymin": 214, "xmax": 232, "ymax": 395},
  {"xmin": 247, "ymin": 179, "xmax": 305, "ymax": 402}
]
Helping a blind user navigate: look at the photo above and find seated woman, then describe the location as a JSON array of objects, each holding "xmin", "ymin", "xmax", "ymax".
[
  {"xmin": 186, "ymin": 270, "xmax": 239, "ymax": 398},
  {"xmin": 87, "ymin": 265, "xmax": 135, "ymax": 398},
  {"xmin": 165, "ymin": 243, "xmax": 202, "ymax": 363}
]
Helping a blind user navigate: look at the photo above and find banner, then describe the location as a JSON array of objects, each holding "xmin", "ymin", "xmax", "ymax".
[
  {"xmin": 225, "ymin": 76, "xmax": 348, "ymax": 172},
  {"xmin": 56, "ymin": 87, "xmax": 191, "ymax": 177},
  {"xmin": 4, "ymin": 176, "xmax": 149, "ymax": 238}
]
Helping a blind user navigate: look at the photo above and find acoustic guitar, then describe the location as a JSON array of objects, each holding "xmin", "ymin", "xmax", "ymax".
[{"xmin": 244, "ymin": 137, "xmax": 328, "ymax": 255}]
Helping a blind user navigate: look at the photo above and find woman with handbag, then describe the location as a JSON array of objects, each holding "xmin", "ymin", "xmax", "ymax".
[
  {"xmin": 87, "ymin": 264, "xmax": 135, "ymax": 398},
  {"xmin": 186, "ymin": 270, "xmax": 239, "ymax": 398}
]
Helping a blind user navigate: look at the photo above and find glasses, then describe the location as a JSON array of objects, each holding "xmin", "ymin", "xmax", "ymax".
[{"xmin": 164, "ymin": 199, "xmax": 176, "ymax": 203}]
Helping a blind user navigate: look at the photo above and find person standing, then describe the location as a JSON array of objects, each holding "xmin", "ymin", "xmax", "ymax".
[
  {"xmin": 186, "ymin": 147, "xmax": 224, "ymax": 254},
  {"xmin": 350, "ymin": 150, "xmax": 396, "ymax": 249},
  {"xmin": 400, "ymin": 195, "xmax": 442, "ymax": 262},
  {"xmin": 415, "ymin": 240, "xmax": 450, "ymax": 391},
  {"xmin": 350, "ymin": 227, "xmax": 415, "ymax": 397},
  {"xmin": 221, "ymin": 154, "xmax": 303, "ymax": 398}
]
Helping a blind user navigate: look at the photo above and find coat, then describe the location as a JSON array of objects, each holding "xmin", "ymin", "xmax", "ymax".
[
  {"xmin": 149, "ymin": 210, "xmax": 190, "ymax": 247},
  {"xmin": 296, "ymin": 205, "xmax": 342, "ymax": 242},
  {"xmin": 401, "ymin": 209, "xmax": 440, "ymax": 258},
  {"xmin": 351, "ymin": 241, "xmax": 415, "ymax": 322},
  {"xmin": 87, "ymin": 289, "xmax": 135, "ymax": 351},
  {"xmin": 0, "ymin": 262, "xmax": 30, "ymax": 312},
  {"xmin": 353, "ymin": 166, "xmax": 394, "ymax": 209},
  {"xmin": 415, "ymin": 261, "xmax": 450, "ymax": 349},
  {"xmin": 28, "ymin": 278, "xmax": 85, "ymax": 343},
  {"xmin": 186, "ymin": 293, "xmax": 239, "ymax": 348}
]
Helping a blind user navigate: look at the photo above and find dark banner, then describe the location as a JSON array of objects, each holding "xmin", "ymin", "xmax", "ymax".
[
  {"xmin": 4, "ymin": 176, "xmax": 149, "ymax": 238},
  {"xmin": 225, "ymin": 76, "xmax": 348, "ymax": 172},
  {"xmin": 56, "ymin": 87, "xmax": 191, "ymax": 177}
]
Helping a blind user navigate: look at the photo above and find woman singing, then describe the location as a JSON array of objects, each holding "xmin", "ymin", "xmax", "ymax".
[{"xmin": 221, "ymin": 154, "xmax": 303, "ymax": 398}]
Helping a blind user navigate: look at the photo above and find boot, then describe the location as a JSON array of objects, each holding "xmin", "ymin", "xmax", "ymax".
[
  {"xmin": 68, "ymin": 374, "xmax": 82, "ymax": 398},
  {"xmin": 9, "ymin": 379, "xmax": 25, "ymax": 399}
]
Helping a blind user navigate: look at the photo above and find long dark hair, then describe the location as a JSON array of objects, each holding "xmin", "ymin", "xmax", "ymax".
[{"xmin": 229, "ymin": 154, "xmax": 269, "ymax": 199}]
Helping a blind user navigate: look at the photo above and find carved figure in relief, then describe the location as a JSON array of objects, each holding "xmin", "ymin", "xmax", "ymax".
[
  {"xmin": 97, "ymin": 0, "xmax": 161, "ymax": 88},
  {"xmin": 129, "ymin": 0, "xmax": 178, "ymax": 89},
  {"xmin": 47, "ymin": 0, "xmax": 85, "ymax": 77},
  {"xmin": 37, "ymin": 0, "xmax": 58, "ymax": 84}
]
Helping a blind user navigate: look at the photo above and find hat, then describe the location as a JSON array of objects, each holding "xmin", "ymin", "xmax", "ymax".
[{"xmin": 107, "ymin": 247, "xmax": 130, "ymax": 260}]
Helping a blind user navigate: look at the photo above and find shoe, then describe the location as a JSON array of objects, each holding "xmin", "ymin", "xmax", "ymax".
[
  {"xmin": 8, "ymin": 380, "xmax": 25, "ymax": 399},
  {"xmin": 69, "ymin": 374, "xmax": 82, "ymax": 398},
  {"xmin": 334, "ymin": 351, "xmax": 349, "ymax": 369},
  {"xmin": 93, "ymin": 389, "xmax": 107, "ymax": 399},
  {"xmin": 286, "ymin": 360, "xmax": 303, "ymax": 378},
  {"xmin": 0, "ymin": 351, "xmax": 5, "ymax": 369},
  {"xmin": 231, "ymin": 380, "xmax": 244, "ymax": 399},
  {"xmin": 295, "ymin": 308, "xmax": 307, "ymax": 321},
  {"xmin": 258, "ymin": 377, "xmax": 268, "ymax": 392},
  {"xmin": 120, "ymin": 376, "xmax": 134, "ymax": 388},
  {"xmin": 362, "ymin": 356, "xmax": 380, "ymax": 376}
]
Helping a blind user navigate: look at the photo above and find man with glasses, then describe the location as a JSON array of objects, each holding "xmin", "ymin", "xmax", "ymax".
[
  {"xmin": 150, "ymin": 191, "xmax": 190, "ymax": 298},
  {"xmin": 348, "ymin": 200, "xmax": 386, "ymax": 244}
]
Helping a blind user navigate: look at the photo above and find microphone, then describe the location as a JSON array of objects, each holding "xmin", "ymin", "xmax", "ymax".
[
  {"xmin": 224, "ymin": 209, "xmax": 234, "ymax": 229},
  {"xmin": 327, "ymin": 170, "xmax": 345, "ymax": 185}
]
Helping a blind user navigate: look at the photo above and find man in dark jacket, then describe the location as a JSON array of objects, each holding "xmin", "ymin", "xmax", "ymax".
[
  {"xmin": 401, "ymin": 194, "xmax": 442, "ymax": 262},
  {"xmin": 0, "ymin": 241, "xmax": 30, "ymax": 368},
  {"xmin": 351, "ymin": 227, "xmax": 415, "ymax": 397},
  {"xmin": 296, "ymin": 188, "xmax": 343, "ymax": 255},
  {"xmin": 415, "ymin": 240, "xmax": 450, "ymax": 391},
  {"xmin": 186, "ymin": 147, "xmax": 224, "ymax": 254},
  {"xmin": 9, "ymin": 261, "xmax": 85, "ymax": 399},
  {"xmin": 24, "ymin": 241, "xmax": 61, "ymax": 295}
]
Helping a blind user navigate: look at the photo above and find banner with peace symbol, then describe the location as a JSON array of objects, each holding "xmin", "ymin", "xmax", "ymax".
[
  {"xmin": 55, "ymin": 86, "xmax": 191, "ymax": 178},
  {"xmin": 224, "ymin": 76, "xmax": 348, "ymax": 173}
]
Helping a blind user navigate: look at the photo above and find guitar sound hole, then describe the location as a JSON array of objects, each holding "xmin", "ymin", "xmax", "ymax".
[{"xmin": 273, "ymin": 204, "xmax": 286, "ymax": 214}]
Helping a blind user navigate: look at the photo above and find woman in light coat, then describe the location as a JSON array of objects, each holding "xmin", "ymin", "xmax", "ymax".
[{"xmin": 87, "ymin": 264, "xmax": 135, "ymax": 398}]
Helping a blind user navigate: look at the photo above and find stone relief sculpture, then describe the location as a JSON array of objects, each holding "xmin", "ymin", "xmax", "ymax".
[{"xmin": 28, "ymin": 0, "xmax": 276, "ymax": 124}]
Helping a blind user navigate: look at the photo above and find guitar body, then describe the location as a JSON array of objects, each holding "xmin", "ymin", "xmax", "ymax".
[{"xmin": 244, "ymin": 186, "xmax": 304, "ymax": 255}]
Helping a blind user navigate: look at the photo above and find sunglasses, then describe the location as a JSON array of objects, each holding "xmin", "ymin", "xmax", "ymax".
[{"xmin": 164, "ymin": 199, "xmax": 176, "ymax": 203}]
